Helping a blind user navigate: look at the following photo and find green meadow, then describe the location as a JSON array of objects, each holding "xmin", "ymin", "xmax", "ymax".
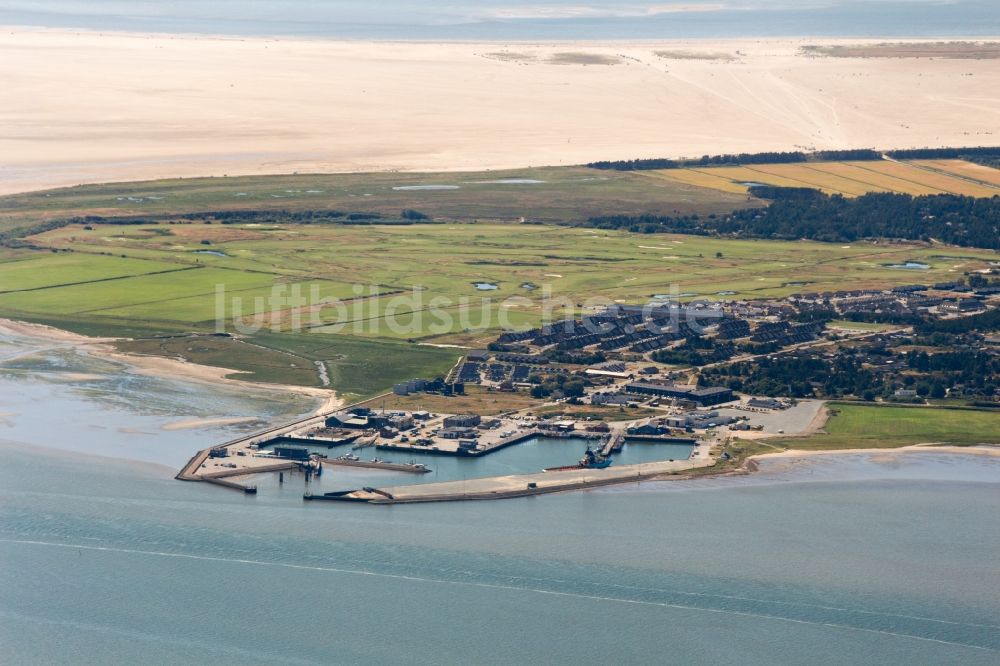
[
  {"xmin": 1, "ymin": 219, "xmax": 996, "ymax": 398},
  {"xmin": 1, "ymin": 165, "xmax": 997, "ymax": 398},
  {"xmin": 772, "ymin": 404, "xmax": 1000, "ymax": 449},
  {"xmin": 0, "ymin": 166, "xmax": 751, "ymax": 237}
]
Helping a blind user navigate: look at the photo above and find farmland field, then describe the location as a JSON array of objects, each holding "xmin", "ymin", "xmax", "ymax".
[
  {"xmin": 0, "ymin": 253, "xmax": 184, "ymax": 293},
  {"xmin": 639, "ymin": 168, "xmax": 751, "ymax": 195},
  {"xmin": 912, "ymin": 159, "xmax": 1000, "ymax": 188},
  {"xmin": 853, "ymin": 161, "xmax": 999, "ymax": 197},
  {"xmin": 648, "ymin": 158, "xmax": 1000, "ymax": 197}
]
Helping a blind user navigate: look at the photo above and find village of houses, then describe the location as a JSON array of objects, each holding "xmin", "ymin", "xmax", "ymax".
[{"xmin": 195, "ymin": 279, "xmax": 999, "ymax": 488}]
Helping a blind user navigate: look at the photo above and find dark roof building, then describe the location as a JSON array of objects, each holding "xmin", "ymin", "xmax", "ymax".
[
  {"xmin": 443, "ymin": 414, "xmax": 482, "ymax": 428},
  {"xmin": 625, "ymin": 382, "xmax": 734, "ymax": 406}
]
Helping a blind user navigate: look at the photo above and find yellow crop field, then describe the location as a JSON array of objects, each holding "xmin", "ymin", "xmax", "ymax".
[
  {"xmin": 800, "ymin": 162, "xmax": 940, "ymax": 195},
  {"xmin": 640, "ymin": 168, "xmax": 750, "ymax": 194},
  {"xmin": 914, "ymin": 159, "xmax": 1000, "ymax": 188},
  {"xmin": 745, "ymin": 164, "xmax": 880, "ymax": 196},
  {"xmin": 692, "ymin": 166, "xmax": 813, "ymax": 191},
  {"xmin": 854, "ymin": 161, "xmax": 1000, "ymax": 197},
  {"xmin": 651, "ymin": 159, "xmax": 1000, "ymax": 198}
]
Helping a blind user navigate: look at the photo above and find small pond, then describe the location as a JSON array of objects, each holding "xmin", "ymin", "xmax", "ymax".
[
  {"xmin": 885, "ymin": 262, "xmax": 930, "ymax": 270},
  {"xmin": 392, "ymin": 185, "xmax": 460, "ymax": 191}
]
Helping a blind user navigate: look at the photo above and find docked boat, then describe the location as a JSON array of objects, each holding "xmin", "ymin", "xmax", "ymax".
[{"xmin": 543, "ymin": 447, "xmax": 613, "ymax": 472}]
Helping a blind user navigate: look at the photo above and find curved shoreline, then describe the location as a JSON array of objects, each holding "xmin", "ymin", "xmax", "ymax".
[
  {"xmin": 0, "ymin": 318, "xmax": 342, "ymax": 415},
  {"xmin": 749, "ymin": 443, "xmax": 1000, "ymax": 463},
  {"xmin": 631, "ymin": 444, "xmax": 1000, "ymax": 489},
  {"xmin": 4, "ymin": 317, "xmax": 997, "ymax": 502},
  {"xmin": 3, "ymin": 28, "xmax": 998, "ymax": 195}
]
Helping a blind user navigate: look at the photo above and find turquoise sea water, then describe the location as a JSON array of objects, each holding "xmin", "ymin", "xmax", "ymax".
[
  {"xmin": 1, "ymin": 329, "xmax": 999, "ymax": 664},
  {"xmin": 1, "ymin": 1, "xmax": 997, "ymax": 39}
]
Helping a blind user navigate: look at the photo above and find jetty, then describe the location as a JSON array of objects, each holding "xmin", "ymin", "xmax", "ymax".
[
  {"xmin": 174, "ymin": 393, "xmax": 392, "ymax": 492},
  {"xmin": 600, "ymin": 429, "xmax": 626, "ymax": 457},
  {"xmin": 320, "ymin": 458, "xmax": 431, "ymax": 473},
  {"xmin": 304, "ymin": 456, "xmax": 712, "ymax": 504},
  {"xmin": 623, "ymin": 434, "xmax": 698, "ymax": 445},
  {"xmin": 175, "ymin": 391, "xmax": 714, "ymax": 502}
]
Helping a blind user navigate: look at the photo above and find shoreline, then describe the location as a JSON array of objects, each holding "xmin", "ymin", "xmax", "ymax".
[
  {"xmin": 306, "ymin": 444, "xmax": 1000, "ymax": 504},
  {"xmin": 0, "ymin": 318, "xmax": 342, "ymax": 415},
  {"xmin": 0, "ymin": 437, "xmax": 180, "ymax": 477},
  {"xmin": 4, "ymin": 315, "xmax": 997, "ymax": 501},
  {"xmin": 749, "ymin": 443, "xmax": 1000, "ymax": 463},
  {"xmin": 6, "ymin": 25, "xmax": 1000, "ymax": 46},
  {"xmin": 3, "ymin": 29, "xmax": 998, "ymax": 195},
  {"xmin": 629, "ymin": 443, "xmax": 1000, "ymax": 487},
  {"xmin": 612, "ymin": 441, "xmax": 1000, "ymax": 487}
]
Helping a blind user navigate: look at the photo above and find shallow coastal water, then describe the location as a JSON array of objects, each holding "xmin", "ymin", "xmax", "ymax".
[
  {"xmin": 1, "ymin": 329, "xmax": 999, "ymax": 665},
  {"xmin": 2, "ymin": 1, "xmax": 997, "ymax": 38},
  {"xmin": 0, "ymin": 330, "xmax": 316, "ymax": 467}
]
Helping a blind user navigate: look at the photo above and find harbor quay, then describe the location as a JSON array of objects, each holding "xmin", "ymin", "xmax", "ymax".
[
  {"xmin": 175, "ymin": 392, "xmax": 720, "ymax": 501},
  {"xmin": 306, "ymin": 457, "xmax": 710, "ymax": 504}
]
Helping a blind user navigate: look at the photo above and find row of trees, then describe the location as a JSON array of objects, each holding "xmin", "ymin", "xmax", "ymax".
[
  {"xmin": 587, "ymin": 149, "xmax": 884, "ymax": 171},
  {"xmin": 884, "ymin": 146, "xmax": 1000, "ymax": 160},
  {"xmin": 585, "ymin": 191, "xmax": 1000, "ymax": 250},
  {"xmin": 586, "ymin": 146, "xmax": 1000, "ymax": 171}
]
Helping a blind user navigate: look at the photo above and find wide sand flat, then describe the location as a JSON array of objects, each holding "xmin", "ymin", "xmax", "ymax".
[{"xmin": 2, "ymin": 28, "xmax": 999, "ymax": 194}]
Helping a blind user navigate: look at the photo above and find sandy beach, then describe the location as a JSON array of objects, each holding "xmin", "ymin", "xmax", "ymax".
[
  {"xmin": 753, "ymin": 443, "xmax": 1000, "ymax": 460},
  {"xmin": 1, "ymin": 28, "xmax": 999, "ymax": 194},
  {"xmin": 0, "ymin": 318, "xmax": 342, "ymax": 413}
]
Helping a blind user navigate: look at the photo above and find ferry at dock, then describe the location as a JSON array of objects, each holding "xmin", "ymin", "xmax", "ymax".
[{"xmin": 542, "ymin": 447, "xmax": 613, "ymax": 472}]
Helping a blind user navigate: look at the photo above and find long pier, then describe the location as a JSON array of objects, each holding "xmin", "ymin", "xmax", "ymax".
[
  {"xmin": 198, "ymin": 461, "xmax": 299, "ymax": 479},
  {"xmin": 320, "ymin": 458, "xmax": 432, "ymax": 473},
  {"xmin": 305, "ymin": 457, "xmax": 715, "ymax": 505},
  {"xmin": 271, "ymin": 433, "xmax": 361, "ymax": 448},
  {"xmin": 601, "ymin": 430, "xmax": 625, "ymax": 457}
]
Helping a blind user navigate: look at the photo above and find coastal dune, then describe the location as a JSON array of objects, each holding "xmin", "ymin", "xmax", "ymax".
[{"xmin": 1, "ymin": 29, "xmax": 999, "ymax": 194}]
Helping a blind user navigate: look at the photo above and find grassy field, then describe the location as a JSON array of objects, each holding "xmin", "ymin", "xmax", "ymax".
[
  {"xmin": 533, "ymin": 403, "xmax": 664, "ymax": 421},
  {"xmin": 826, "ymin": 320, "xmax": 897, "ymax": 332},
  {"xmin": 0, "ymin": 166, "xmax": 754, "ymax": 237},
  {"xmin": 110, "ymin": 330, "xmax": 463, "ymax": 396},
  {"xmin": 115, "ymin": 335, "xmax": 323, "ymax": 386},
  {"xmin": 356, "ymin": 385, "xmax": 538, "ymax": 416},
  {"xmin": 1, "ymin": 165, "xmax": 997, "ymax": 400},
  {"xmin": 7, "ymin": 223, "xmax": 994, "ymax": 336},
  {"xmin": 770, "ymin": 403, "xmax": 1000, "ymax": 449},
  {"xmin": 647, "ymin": 158, "xmax": 1000, "ymax": 197},
  {"xmin": 0, "ymin": 253, "xmax": 184, "ymax": 293},
  {"xmin": 1, "ymin": 219, "xmax": 996, "ymax": 397}
]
